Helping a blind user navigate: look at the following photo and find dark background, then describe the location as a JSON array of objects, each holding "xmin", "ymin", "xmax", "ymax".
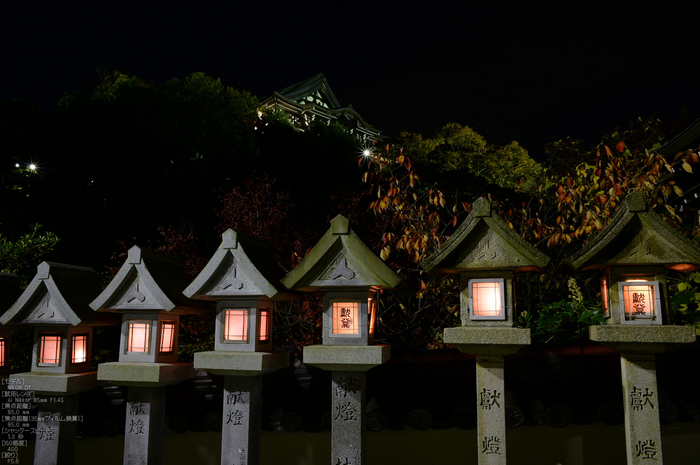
[{"xmin": 2, "ymin": 0, "xmax": 700, "ymax": 153}]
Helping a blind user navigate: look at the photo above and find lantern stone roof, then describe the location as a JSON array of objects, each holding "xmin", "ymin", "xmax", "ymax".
[
  {"xmin": 281, "ymin": 215, "xmax": 403, "ymax": 292},
  {"xmin": 0, "ymin": 272, "xmax": 21, "ymax": 315},
  {"xmin": 183, "ymin": 229, "xmax": 296, "ymax": 301},
  {"xmin": 0, "ymin": 262, "xmax": 117, "ymax": 326},
  {"xmin": 421, "ymin": 198, "xmax": 551, "ymax": 275},
  {"xmin": 566, "ymin": 191, "xmax": 700, "ymax": 272},
  {"xmin": 90, "ymin": 246, "xmax": 210, "ymax": 314}
]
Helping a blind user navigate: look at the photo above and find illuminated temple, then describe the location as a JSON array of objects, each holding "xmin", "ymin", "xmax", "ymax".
[{"xmin": 260, "ymin": 73, "xmax": 381, "ymax": 143}]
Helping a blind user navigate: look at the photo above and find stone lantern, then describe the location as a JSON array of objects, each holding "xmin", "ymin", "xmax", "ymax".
[
  {"xmin": 90, "ymin": 246, "xmax": 210, "ymax": 465},
  {"xmin": 422, "ymin": 198, "xmax": 550, "ymax": 465},
  {"xmin": 281, "ymin": 215, "xmax": 402, "ymax": 465},
  {"xmin": 566, "ymin": 192, "xmax": 698, "ymax": 465},
  {"xmin": 183, "ymin": 229, "xmax": 295, "ymax": 465},
  {"xmin": 0, "ymin": 262, "xmax": 119, "ymax": 465},
  {"xmin": 0, "ymin": 272, "xmax": 21, "ymax": 377}
]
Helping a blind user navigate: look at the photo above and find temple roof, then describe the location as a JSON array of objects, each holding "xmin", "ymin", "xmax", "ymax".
[
  {"xmin": 183, "ymin": 229, "xmax": 296, "ymax": 301},
  {"xmin": 566, "ymin": 192, "xmax": 700, "ymax": 272},
  {"xmin": 90, "ymin": 246, "xmax": 211, "ymax": 314},
  {"xmin": 281, "ymin": 215, "xmax": 402, "ymax": 292},
  {"xmin": 422, "ymin": 198, "xmax": 550, "ymax": 275},
  {"xmin": 0, "ymin": 262, "xmax": 117, "ymax": 326}
]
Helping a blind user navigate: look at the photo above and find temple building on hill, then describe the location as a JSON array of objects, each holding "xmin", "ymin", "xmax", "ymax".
[{"xmin": 260, "ymin": 73, "xmax": 381, "ymax": 143}]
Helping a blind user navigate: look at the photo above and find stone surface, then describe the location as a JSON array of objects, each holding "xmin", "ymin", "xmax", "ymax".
[
  {"xmin": 194, "ymin": 351, "xmax": 289, "ymax": 376},
  {"xmin": 33, "ymin": 394, "xmax": 79, "ymax": 465},
  {"xmin": 332, "ymin": 371, "xmax": 366, "ymax": 465},
  {"xmin": 566, "ymin": 192, "xmax": 700, "ymax": 272},
  {"xmin": 476, "ymin": 356, "xmax": 507, "ymax": 465},
  {"xmin": 9, "ymin": 371, "xmax": 100, "ymax": 395},
  {"xmin": 303, "ymin": 344, "xmax": 390, "ymax": 371},
  {"xmin": 97, "ymin": 362, "xmax": 196, "ymax": 387},
  {"xmin": 281, "ymin": 215, "xmax": 403, "ymax": 292},
  {"xmin": 183, "ymin": 229, "xmax": 293, "ymax": 301},
  {"xmin": 620, "ymin": 354, "xmax": 664, "ymax": 464},
  {"xmin": 221, "ymin": 376, "xmax": 262, "ymax": 465},
  {"xmin": 421, "ymin": 197, "xmax": 550, "ymax": 275},
  {"xmin": 589, "ymin": 325, "xmax": 696, "ymax": 353},
  {"xmin": 123, "ymin": 386, "xmax": 166, "ymax": 465},
  {"xmin": 444, "ymin": 327, "xmax": 531, "ymax": 356}
]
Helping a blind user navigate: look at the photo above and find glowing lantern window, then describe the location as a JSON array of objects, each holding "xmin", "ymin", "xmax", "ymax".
[
  {"xmin": 71, "ymin": 334, "xmax": 88, "ymax": 364},
  {"xmin": 601, "ymin": 276, "xmax": 610, "ymax": 318},
  {"xmin": 620, "ymin": 281, "xmax": 661, "ymax": 323},
  {"xmin": 470, "ymin": 279, "xmax": 505, "ymax": 320},
  {"xmin": 368, "ymin": 299, "xmax": 377, "ymax": 335},
  {"xmin": 332, "ymin": 301, "xmax": 359, "ymax": 335},
  {"xmin": 127, "ymin": 321, "xmax": 151, "ymax": 353},
  {"xmin": 39, "ymin": 334, "xmax": 61, "ymax": 365},
  {"xmin": 0, "ymin": 337, "xmax": 5, "ymax": 367},
  {"xmin": 159, "ymin": 321, "xmax": 176, "ymax": 353},
  {"xmin": 224, "ymin": 310, "xmax": 249, "ymax": 342},
  {"xmin": 259, "ymin": 309, "xmax": 270, "ymax": 342}
]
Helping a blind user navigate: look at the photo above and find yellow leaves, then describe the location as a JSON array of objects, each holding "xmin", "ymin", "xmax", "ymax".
[
  {"xmin": 380, "ymin": 246, "xmax": 391, "ymax": 261},
  {"xmin": 673, "ymin": 185, "xmax": 684, "ymax": 197},
  {"xmin": 594, "ymin": 218, "xmax": 603, "ymax": 230},
  {"xmin": 683, "ymin": 162, "xmax": 693, "ymax": 173},
  {"xmin": 665, "ymin": 163, "xmax": 674, "ymax": 173}
]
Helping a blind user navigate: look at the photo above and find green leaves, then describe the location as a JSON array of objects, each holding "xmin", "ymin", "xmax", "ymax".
[{"xmin": 0, "ymin": 224, "xmax": 60, "ymax": 285}]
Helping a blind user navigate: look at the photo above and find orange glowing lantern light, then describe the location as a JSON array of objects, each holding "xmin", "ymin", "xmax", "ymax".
[
  {"xmin": 159, "ymin": 321, "xmax": 176, "ymax": 353},
  {"xmin": 259, "ymin": 309, "xmax": 270, "ymax": 343},
  {"xmin": 469, "ymin": 279, "xmax": 505, "ymax": 320},
  {"xmin": 368, "ymin": 299, "xmax": 377, "ymax": 335},
  {"xmin": 127, "ymin": 321, "xmax": 151, "ymax": 353},
  {"xmin": 39, "ymin": 334, "xmax": 61, "ymax": 365},
  {"xmin": 332, "ymin": 301, "xmax": 359, "ymax": 335},
  {"xmin": 600, "ymin": 276, "xmax": 610, "ymax": 318},
  {"xmin": 71, "ymin": 334, "xmax": 88, "ymax": 364},
  {"xmin": 0, "ymin": 337, "xmax": 5, "ymax": 368},
  {"xmin": 224, "ymin": 310, "xmax": 249, "ymax": 342},
  {"xmin": 619, "ymin": 280, "xmax": 661, "ymax": 324}
]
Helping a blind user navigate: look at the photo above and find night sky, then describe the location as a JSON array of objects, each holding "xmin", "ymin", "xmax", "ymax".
[{"xmin": 2, "ymin": 0, "xmax": 700, "ymax": 156}]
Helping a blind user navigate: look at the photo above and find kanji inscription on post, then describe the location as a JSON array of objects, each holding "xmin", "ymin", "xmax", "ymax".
[
  {"xmin": 335, "ymin": 376, "xmax": 360, "ymax": 397},
  {"xmin": 635, "ymin": 440, "xmax": 659, "ymax": 460},
  {"xmin": 227, "ymin": 390, "xmax": 245, "ymax": 405},
  {"xmin": 128, "ymin": 419, "xmax": 145, "ymax": 435},
  {"xmin": 481, "ymin": 436, "xmax": 503, "ymax": 455},
  {"xmin": 226, "ymin": 409, "xmax": 244, "ymax": 425},
  {"xmin": 129, "ymin": 402, "xmax": 146, "ymax": 416},
  {"xmin": 479, "ymin": 388, "xmax": 502, "ymax": 410},
  {"xmin": 35, "ymin": 426, "xmax": 56, "ymax": 441},
  {"xmin": 335, "ymin": 401, "xmax": 358, "ymax": 421},
  {"xmin": 630, "ymin": 386, "xmax": 655, "ymax": 411}
]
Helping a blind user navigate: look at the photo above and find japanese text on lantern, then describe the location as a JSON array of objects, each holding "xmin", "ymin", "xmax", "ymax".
[
  {"xmin": 335, "ymin": 401, "xmax": 358, "ymax": 421},
  {"xmin": 482, "ymin": 436, "xmax": 502, "ymax": 455},
  {"xmin": 635, "ymin": 440, "xmax": 659, "ymax": 460},
  {"xmin": 479, "ymin": 388, "xmax": 501, "ymax": 410},
  {"xmin": 630, "ymin": 387, "xmax": 655, "ymax": 411}
]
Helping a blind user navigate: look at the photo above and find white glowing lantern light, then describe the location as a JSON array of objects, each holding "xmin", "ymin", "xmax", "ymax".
[
  {"xmin": 259, "ymin": 309, "xmax": 270, "ymax": 343},
  {"xmin": 332, "ymin": 301, "xmax": 359, "ymax": 335},
  {"xmin": 470, "ymin": 279, "xmax": 505, "ymax": 320},
  {"xmin": 127, "ymin": 321, "xmax": 151, "ymax": 353},
  {"xmin": 39, "ymin": 334, "xmax": 61, "ymax": 365},
  {"xmin": 159, "ymin": 321, "xmax": 177, "ymax": 353},
  {"xmin": 0, "ymin": 337, "xmax": 5, "ymax": 367},
  {"xmin": 224, "ymin": 310, "xmax": 249, "ymax": 341},
  {"xmin": 71, "ymin": 334, "xmax": 88, "ymax": 364},
  {"xmin": 620, "ymin": 280, "xmax": 662, "ymax": 324}
]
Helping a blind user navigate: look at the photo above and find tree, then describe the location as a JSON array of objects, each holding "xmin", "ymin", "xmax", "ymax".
[{"xmin": 0, "ymin": 224, "xmax": 59, "ymax": 285}]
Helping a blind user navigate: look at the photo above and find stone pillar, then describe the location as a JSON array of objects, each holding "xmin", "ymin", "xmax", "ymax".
[
  {"xmin": 331, "ymin": 371, "xmax": 366, "ymax": 465},
  {"xmin": 123, "ymin": 386, "xmax": 166, "ymax": 465},
  {"xmin": 620, "ymin": 354, "xmax": 663, "ymax": 464},
  {"xmin": 221, "ymin": 376, "xmax": 262, "ymax": 465},
  {"xmin": 33, "ymin": 395, "xmax": 78, "ymax": 465},
  {"xmin": 475, "ymin": 356, "xmax": 506, "ymax": 465}
]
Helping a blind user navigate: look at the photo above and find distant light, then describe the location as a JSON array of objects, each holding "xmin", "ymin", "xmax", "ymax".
[
  {"xmin": 28, "ymin": 164, "xmax": 37, "ymax": 171},
  {"xmin": 363, "ymin": 149, "xmax": 371, "ymax": 157},
  {"xmin": 15, "ymin": 163, "xmax": 20, "ymax": 168}
]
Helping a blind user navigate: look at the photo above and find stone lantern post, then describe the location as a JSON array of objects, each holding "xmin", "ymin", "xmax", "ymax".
[
  {"xmin": 183, "ymin": 229, "xmax": 295, "ymax": 465},
  {"xmin": 422, "ymin": 198, "xmax": 550, "ymax": 465},
  {"xmin": 90, "ymin": 246, "xmax": 210, "ymax": 465},
  {"xmin": 0, "ymin": 272, "xmax": 21, "ymax": 377},
  {"xmin": 566, "ymin": 192, "xmax": 698, "ymax": 465},
  {"xmin": 281, "ymin": 215, "xmax": 402, "ymax": 465},
  {"xmin": 0, "ymin": 262, "xmax": 119, "ymax": 465}
]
